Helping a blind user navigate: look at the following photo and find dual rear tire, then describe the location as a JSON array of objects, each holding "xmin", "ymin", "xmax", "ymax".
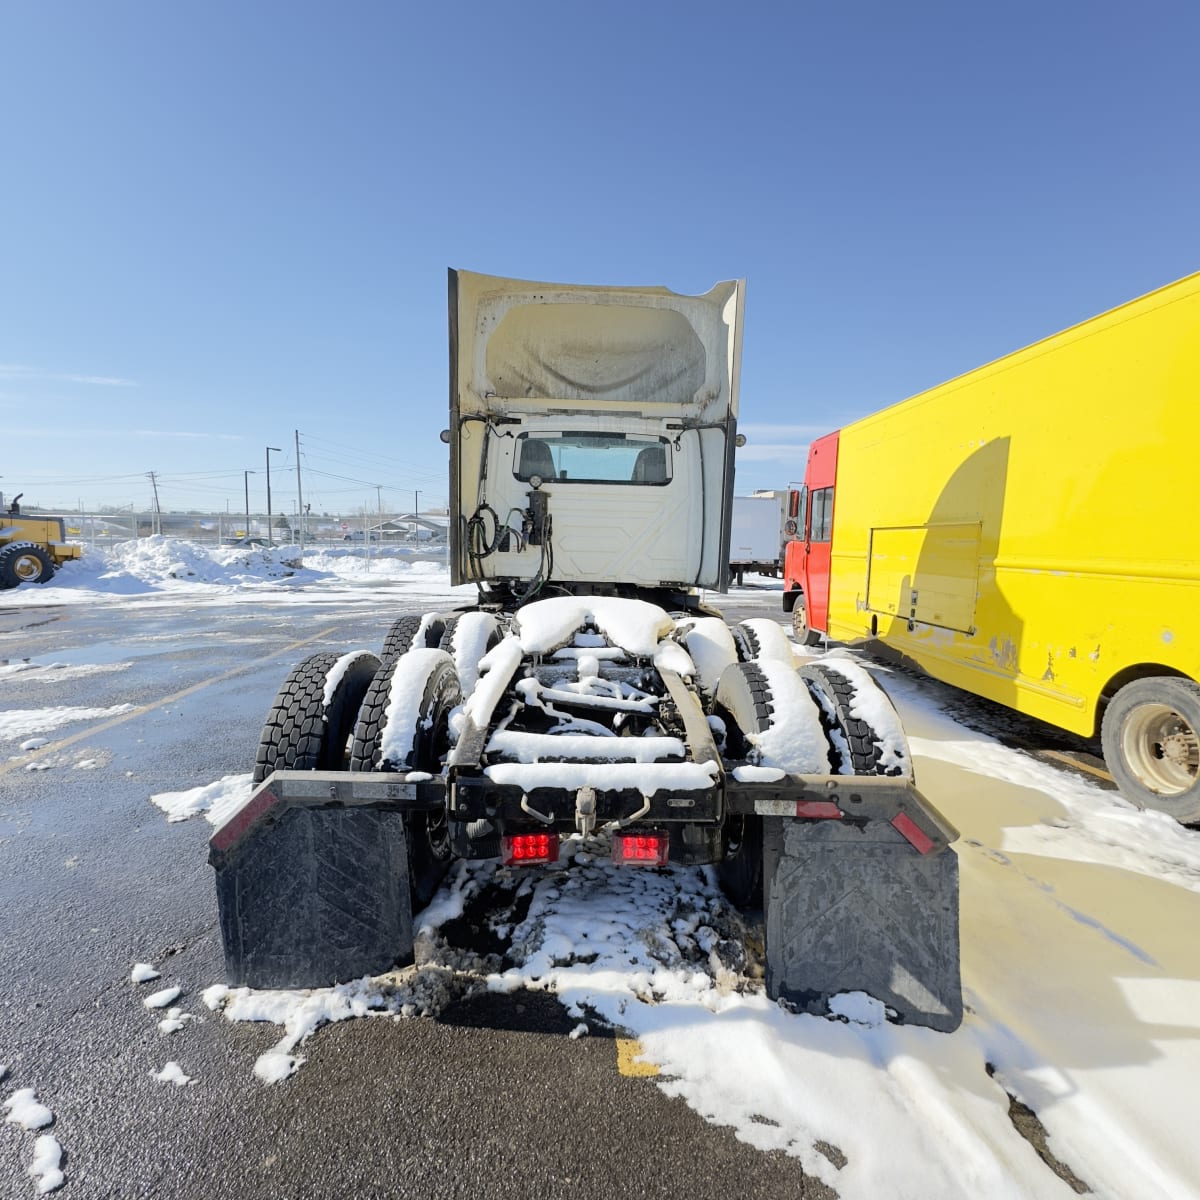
[
  {"xmin": 713, "ymin": 657, "xmax": 907, "ymax": 909},
  {"xmin": 251, "ymin": 630, "xmax": 467, "ymax": 914}
]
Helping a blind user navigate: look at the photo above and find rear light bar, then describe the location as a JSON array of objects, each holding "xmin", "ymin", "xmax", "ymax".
[
  {"xmin": 611, "ymin": 831, "xmax": 669, "ymax": 867},
  {"xmin": 502, "ymin": 831, "xmax": 559, "ymax": 865}
]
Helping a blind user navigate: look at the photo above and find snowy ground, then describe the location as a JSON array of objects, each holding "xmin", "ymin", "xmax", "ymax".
[
  {"xmin": 0, "ymin": 535, "xmax": 471, "ymax": 610},
  {"xmin": 4, "ymin": 540, "xmax": 1200, "ymax": 1199}
]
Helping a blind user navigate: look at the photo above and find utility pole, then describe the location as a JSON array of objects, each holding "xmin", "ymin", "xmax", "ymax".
[
  {"xmin": 147, "ymin": 472, "xmax": 161, "ymax": 536},
  {"xmin": 265, "ymin": 447, "xmax": 282, "ymax": 545},
  {"xmin": 414, "ymin": 490, "xmax": 420, "ymax": 538},
  {"xmin": 294, "ymin": 429, "xmax": 304, "ymax": 549},
  {"xmin": 244, "ymin": 470, "xmax": 255, "ymax": 538}
]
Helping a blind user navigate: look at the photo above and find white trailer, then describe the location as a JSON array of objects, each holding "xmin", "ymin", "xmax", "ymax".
[{"xmin": 729, "ymin": 490, "xmax": 790, "ymax": 584}]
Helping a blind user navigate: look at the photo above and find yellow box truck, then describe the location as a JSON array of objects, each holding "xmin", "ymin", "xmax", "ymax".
[{"xmin": 783, "ymin": 271, "xmax": 1200, "ymax": 823}]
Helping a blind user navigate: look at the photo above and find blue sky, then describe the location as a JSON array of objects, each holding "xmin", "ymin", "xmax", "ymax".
[{"xmin": 2, "ymin": 1, "xmax": 1196, "ymax": 516}]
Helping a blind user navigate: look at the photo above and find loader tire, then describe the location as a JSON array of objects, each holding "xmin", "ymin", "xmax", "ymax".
[
  {"xmin": 350, "ymin": 649, "xmax": 461, "ymax": 907},
  {"xmin": 380, "ymin": 613, "xmax": 448, "ymax": 667},
  {"xmin": 798, "ymin": 661, "xmax": 910, "ymax": 779},
  {"xmin": 0, "ymin": 542, "xmax": 55, "ymax": 588},
  {"xmin": 252, "ymin": 650, "xmax": 381, "ymax": 785},
  {"xmin": 1101, "ymin": 677, "xmax": 1200, "ymax": 825},
  {"xmin": 791, "ymin": 598, "xmax": 822, "ymax": 647}
]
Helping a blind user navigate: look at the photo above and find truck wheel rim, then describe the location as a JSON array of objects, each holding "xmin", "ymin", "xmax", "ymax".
[
  {"xmin": 14, "ymin": 554, "xmax": 42, "ymax": 581},
  {"xmin": 1122, "ymin": 703, "xmax": 1200, "ymax": 796}
]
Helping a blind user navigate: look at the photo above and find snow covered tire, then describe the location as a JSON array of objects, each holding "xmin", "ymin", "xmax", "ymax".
[
  {"xmin": 712, "ymin": 661, "xmax": 776, "ymax": 907},
  {"xmin": 799, "ymin": 661, "xmax": 910, "ymax": 778},
  {"xmin": 380, "ymin": 613, "xmax": 448, "ymax": 667},
  {"xmin": 350, "ymin": 650, "xmax": 462, "ymax": 907},
  {"xmin": 730, "ymin": 622, "xmax": 763, "ymax": 663}
]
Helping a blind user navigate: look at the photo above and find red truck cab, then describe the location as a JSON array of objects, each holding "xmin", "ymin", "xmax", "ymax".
[{"xmin": 782, "ymin": 431, "xmax": 839, "ymax": 645}]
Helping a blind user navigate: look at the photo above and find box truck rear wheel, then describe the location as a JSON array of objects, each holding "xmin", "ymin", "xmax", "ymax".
[
  {"xmin": 1102, "ymin": 678, "xmax": 1200, "ymax": 824},
  {"xmin": 350, "ymin": 650, "xmax": 462, "ymax": 905},
  {"xmin": 252, "ymin": 651, "xmax": 381, "ymax": 785}
]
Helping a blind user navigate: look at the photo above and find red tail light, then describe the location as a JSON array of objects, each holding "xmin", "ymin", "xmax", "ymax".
[
  {"xmin": 611, "ymin": 831, "xmax": 669, "ymax": 866},
  {"xmin": 502, "ymin": 831, "xmax": 559, "ymax": 865}
]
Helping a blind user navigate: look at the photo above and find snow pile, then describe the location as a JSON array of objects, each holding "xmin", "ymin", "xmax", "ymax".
[
  {"xmin": 150, "ymin": 1062, "xmax": 194, "ymax": 1086},
  {"xmin": 28, "ymin": 1136, "xmax": 64, "ymax": 1195},
  {"xmin": 0, "ymin": 661, "xmax": 130, "ymax": 682},
  {"xmin": 739, "ymin": 617, "xmax": 796, "ymax": 663},
  {"xmin": 2, "ymin": 1087, "xmax": 63, "ymax": 1194},
  {"xmin": 2, "ymin": 1090, "xmax": 53, "ymax": 1131},
  {"xmin": 142, "ymin": 987, "xmax": 182, "ymax": 1010},
  {"xmin": 150, "ymin": 774, "xmax": 253, "ymax": 826},
  {"xmin": 442, "ymin": 612, "xmax": 500, "ymax": 694},
  {"xmin": 0, "ymin": 535, "xmax": 465, "ymax": 606},
  {"xmin": 103, "ymin": 536, "xmax": 314, "ymax": 586}
]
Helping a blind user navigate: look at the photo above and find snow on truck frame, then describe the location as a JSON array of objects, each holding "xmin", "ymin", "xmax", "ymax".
[{"xmin": 210, "ymin": 270, "xmax": 962, "ymax": 1031}]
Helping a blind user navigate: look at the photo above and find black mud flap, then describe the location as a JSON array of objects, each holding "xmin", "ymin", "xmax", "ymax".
[
  {"xmin": 212, "ymin": 803, "xmax": 414, "ymax": 990},
  {"xmin": 763, "ymin": 816, "xmax": 962, "ymax": 1032}
]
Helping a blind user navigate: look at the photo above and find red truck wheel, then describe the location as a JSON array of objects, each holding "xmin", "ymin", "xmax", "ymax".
[{"xmin": 790, "ymin": 599, "xmax": 822, "ymax": 647}]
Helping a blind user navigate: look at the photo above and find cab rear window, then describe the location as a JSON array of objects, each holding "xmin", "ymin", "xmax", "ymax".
[{"xmin": 513, "ymin": 433, "xmax": 672, "ymax": 485}]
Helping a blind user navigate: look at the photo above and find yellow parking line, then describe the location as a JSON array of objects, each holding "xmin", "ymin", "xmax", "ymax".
[
  {"xmin": 615, "ymin": 1038, "xmax": 658, "ymax": 1077},
  {"xmin": 1038, "ymin": 749, "xmax": 1114, "ymax": 783},
  {"xmin": 0, "ymin": 626, "xmax": 341, "ymax": 778}
]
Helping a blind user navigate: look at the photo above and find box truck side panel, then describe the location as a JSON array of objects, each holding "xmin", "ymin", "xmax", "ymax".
[
  {"xmin": 826, "ymin": 271, "xmax": 1200, "ymax": 742},
  {"xmin": 865, "ymin": 523, "xmax": 981, "ymax": 634}
]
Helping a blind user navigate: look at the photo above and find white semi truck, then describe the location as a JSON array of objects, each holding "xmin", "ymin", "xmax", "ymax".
[{"xmin": 210, "ymin": 270, "xmax": 962, "ymax": 1031}]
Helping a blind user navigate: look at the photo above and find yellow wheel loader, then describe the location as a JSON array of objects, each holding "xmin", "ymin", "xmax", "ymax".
[{"xmin": 0, "ymin": 501, "xmax": 82, "ymax": 589}]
